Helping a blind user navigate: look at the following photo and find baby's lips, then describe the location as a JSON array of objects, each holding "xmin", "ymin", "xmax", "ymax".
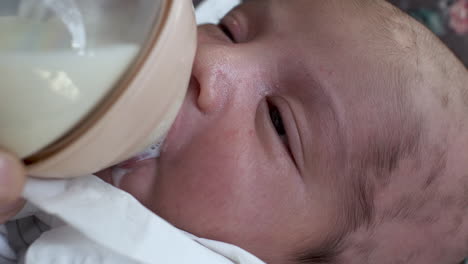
[
  {"xmin": 118, "ymin": 142, "xmax": 163, "ymax": 169},
  {"xmin": 116, "ymin": 157, "xmax": 141, "ymax": 169},
  {"xmin": 95, "ymin": 160, "xmax": 136, "ymax": 188},
  {"xmin": 111, "ymin": 167, "xmax": 132, "ymax": 188}
]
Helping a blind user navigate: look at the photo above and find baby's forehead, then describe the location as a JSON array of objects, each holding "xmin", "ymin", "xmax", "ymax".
[
  {"xmin": 272, "ymin": 3, "xmax": 405, "ymax": 66},
  {"xmin": 269, "ymin": 0, "xmax": 461, "ymax": 131},
  {"xmin": 280, "ymin": 1, "xmax": 460, "ymax": 170},
  {"xmin": 289, "ymin": 0, "xmax": 417, "ymax": 48}
]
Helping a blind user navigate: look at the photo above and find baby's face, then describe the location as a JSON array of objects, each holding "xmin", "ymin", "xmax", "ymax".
[{"xmin": 98, "ymin": 0, "xmax": 468, "ymax": 263}]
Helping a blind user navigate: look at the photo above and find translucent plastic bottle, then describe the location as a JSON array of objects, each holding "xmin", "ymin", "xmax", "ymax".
[{"xmin": 0, "ymin": 0, "xmax": 197, "ymax": 178}]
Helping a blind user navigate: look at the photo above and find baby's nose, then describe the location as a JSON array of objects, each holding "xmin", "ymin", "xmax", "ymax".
[
  {"xmin": 192, "ymin": 55, "xmax": 224, "ymax": 113},
  {"xmin": 192, "ymin": 25, "xmax": 234, "ymax": 113},
  {"xmin": 192, "ymin": 61, "xmax": 221, "ymax": 113}
]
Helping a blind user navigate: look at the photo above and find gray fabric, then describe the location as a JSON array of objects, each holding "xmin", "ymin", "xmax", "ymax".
[
  {"xmin": 5, "ymin": 217, "xmax": 50, "ymax": 264},
  {"xmin": 193, "ymin": 0, "xmax": 203, "ymax": 7},
  {"xmin": 0, "ymin": 0, "xmax": 19, "ymax": 16},
  {"xmin": 0, "ymin": 255, "xmax": 16, "ymax": 264}
]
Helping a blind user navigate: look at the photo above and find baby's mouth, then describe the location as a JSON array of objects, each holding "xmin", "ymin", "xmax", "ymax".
[
  {"xmin": 97, "ymin": 142, "xmax": 163, "ymax": 188},
  {"xmin": 110, "ymin": 166, "xmax": 131, "ymax": 188},
  {"xmin": 97, "ymin": 75, "xmax": 190, "ymax": 187}
]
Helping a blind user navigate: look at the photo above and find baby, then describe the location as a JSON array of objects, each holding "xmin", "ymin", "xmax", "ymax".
[{"xmin": 2, "ymin": 0, "xmax": 468, "ymax": 263}]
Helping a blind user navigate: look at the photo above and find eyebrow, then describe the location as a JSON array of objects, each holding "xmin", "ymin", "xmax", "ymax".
[
  {"xmin": 295, "ymin": 234, "xmax": 344, "ymax": 264},
  {"xmin": 289, "ymin": 62, "xmax": 378, "ymax": 233},
  {"xmin": 344, "ymin": 95, "xmax": 424, "ymax": 231}
]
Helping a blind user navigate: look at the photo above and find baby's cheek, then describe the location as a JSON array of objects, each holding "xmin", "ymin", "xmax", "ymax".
[
  {"xmin": 151, "ymin": 174, "xmax": 241, "ymax": 235},
  {"xmin": 152, "ymin": 154, "xmax": 257, "ymax": 226}
]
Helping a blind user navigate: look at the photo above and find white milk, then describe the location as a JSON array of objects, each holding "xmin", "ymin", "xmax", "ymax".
[{"xmin": 0, "ymin": 40, "xmax": 139, "ymax": 158}]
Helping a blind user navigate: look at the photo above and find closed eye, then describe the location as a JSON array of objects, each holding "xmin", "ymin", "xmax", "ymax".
[
  {"xmin": 219, "ymin": 23, "xmax": 235, "ymax": 42},
  {"xmin": 268, "ymin": 100, "xmax": 290, "ymax": 149}
]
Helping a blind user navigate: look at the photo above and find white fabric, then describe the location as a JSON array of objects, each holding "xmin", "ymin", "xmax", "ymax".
[
  {"xmin": 188, "ymin": 235, "xmax": 267, "ymax": 264},
  {"xmin": 196, "ymin": 0, "xmax": 241, "ymax": 24},
  {"xmin": 20, "ymin": 176, "xmax": 265, "ymax": 264}
]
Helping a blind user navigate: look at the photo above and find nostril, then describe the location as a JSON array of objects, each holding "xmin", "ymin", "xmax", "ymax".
[
  {"xmin": 192, "ymin": 74, "xmax": 216, "ymax": 113},
  {"xmin": 188, "ymin": 76, "xmax": 204, "ymax": 111},
  {"xmin": 190, "ymin": 44, "xmax": 231, "ymax": 113},
  {"xmin": 189, "ymin": 76, "xmax": 200, "ymax": 96}
]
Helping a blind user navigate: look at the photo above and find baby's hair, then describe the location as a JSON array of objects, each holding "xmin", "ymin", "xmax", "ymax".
[
  {"xmin": 292, "ymin": 0, "xmax": 468, "ymax": 263},
  {"xmin": 293, "ymin": 91, "xmax": 425, "ymax": 264},
  {"xmin": 295, "ymin": 235, "xmax": 343, "ymax": 264}
]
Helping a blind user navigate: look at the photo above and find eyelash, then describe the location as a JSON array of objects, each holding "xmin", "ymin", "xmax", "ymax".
[
  {"xmin": 219, "ymin": 23, "xmax": 235, "ymax": 42},
  {"xmin": 268, "ymin": 101, "xmax": 289, "ymax": 146}
]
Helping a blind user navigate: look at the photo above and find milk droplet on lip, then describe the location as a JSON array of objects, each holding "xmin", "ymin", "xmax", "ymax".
[
  {"xmin": 133, "ymin": 142, "xmax": 163, "ymax": 162},
  {"xmin": 110, "ymin": 142, "xmax": 163, "ymax": 187}
]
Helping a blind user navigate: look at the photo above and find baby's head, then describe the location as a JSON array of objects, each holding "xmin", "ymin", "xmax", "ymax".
[{"xmin": 98, "ymin": 0, "xmax": 468, "ymax": 263}]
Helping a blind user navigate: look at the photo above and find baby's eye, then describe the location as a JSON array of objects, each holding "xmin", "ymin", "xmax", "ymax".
[
  {"xmin": 268, "ymin": 102, "xmax": 288, "ymax": 144},
  {"xmin": 219, "ymin": 23, "xmax": 235, "ymax": 42}
]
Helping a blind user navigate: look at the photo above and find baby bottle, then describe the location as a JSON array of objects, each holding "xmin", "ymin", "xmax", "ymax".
[{"xmin": 0, "ymin": 0, "xmax": 197, "ymax": 178}]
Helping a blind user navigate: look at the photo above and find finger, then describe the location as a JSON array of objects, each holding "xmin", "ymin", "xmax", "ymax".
[
  {"xmin": 0, "ymin": 198, "xmax": 25, "ymax": 223},
  {"xmin": 0, "ymin": 151, "xmax": 26, "ymax": 204}
]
